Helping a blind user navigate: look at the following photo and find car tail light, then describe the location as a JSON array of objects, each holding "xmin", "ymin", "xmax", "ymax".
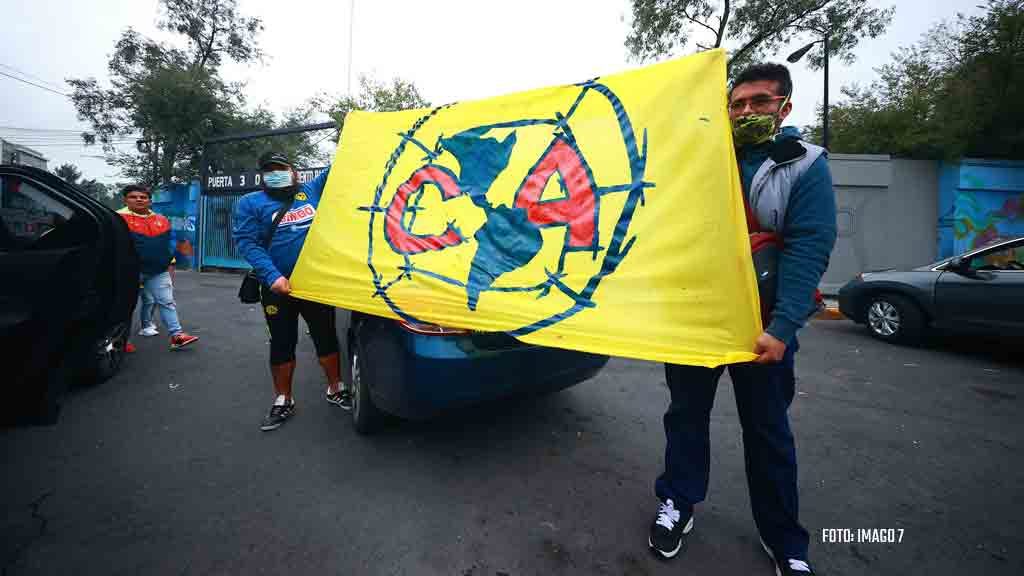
[{"xmin": 397, "ymin": 320, "xmax": 472, "ymax": 336}]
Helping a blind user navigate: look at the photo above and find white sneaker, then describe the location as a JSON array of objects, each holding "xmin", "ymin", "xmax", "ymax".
[{"xmin": 139, "ymin": 324, "xmax": 159, "ymax": 337}]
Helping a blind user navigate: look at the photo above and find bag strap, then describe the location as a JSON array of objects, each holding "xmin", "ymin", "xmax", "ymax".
[
  {"xmin": 264, "ymin": 195, "xmax": 295, "ymax": 249},
  {"xmin": 742, "ymin": 190, "xmax": 762, "ymax": 233}
]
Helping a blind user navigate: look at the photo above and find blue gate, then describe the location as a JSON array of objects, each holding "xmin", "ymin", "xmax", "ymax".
[
  {"xmin": 199, "ymin": 193, "xmax": 249, "ymax": 269},
  {"xmin": 198, "ymin": 166, "xmax": 329, "ymax": 270}
]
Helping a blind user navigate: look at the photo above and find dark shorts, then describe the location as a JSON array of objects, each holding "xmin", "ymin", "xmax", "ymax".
[{"xmin": 260, "ymin": 285, "xmax": 339, "ymax": 365}]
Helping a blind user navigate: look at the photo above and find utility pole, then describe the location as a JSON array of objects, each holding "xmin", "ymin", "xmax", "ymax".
[
  {"xmin": 823, "ymin": 29, "xmax": 830, "ymax": 150},
  {"xmin": 347, "ymin": 0, "xmax": 355, "ymax": 96}
]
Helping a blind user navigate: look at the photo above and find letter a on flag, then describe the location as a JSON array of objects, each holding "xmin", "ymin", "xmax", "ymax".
[{"xmin": 290, "ymin": 49, "xmax": 762, "ymax": 367}]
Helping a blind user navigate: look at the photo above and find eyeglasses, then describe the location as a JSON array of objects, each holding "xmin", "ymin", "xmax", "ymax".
[{"xmin": 728, "ymin": 95, "xmax": 788, "ymax": 113}]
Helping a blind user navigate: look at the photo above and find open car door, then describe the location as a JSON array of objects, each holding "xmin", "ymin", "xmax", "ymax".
[{"xmin": 0, "ymin": 166, "xmax": 138, "ymax": 424}]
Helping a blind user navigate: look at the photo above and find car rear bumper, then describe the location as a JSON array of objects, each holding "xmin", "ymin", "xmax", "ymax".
[{"xmin": 373, "ymin": 327, "xmax": 610, "ymax": 420}]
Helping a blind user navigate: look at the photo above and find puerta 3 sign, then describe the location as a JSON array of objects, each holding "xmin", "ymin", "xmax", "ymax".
[{"xmin": 363, "ymin": 80, "xmax": 654, "ymax": 337}]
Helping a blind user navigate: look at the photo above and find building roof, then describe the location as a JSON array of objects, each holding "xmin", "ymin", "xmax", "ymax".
[{"xmin": 0, "ymin": 138, "xmax": 49, "ymax": 162}]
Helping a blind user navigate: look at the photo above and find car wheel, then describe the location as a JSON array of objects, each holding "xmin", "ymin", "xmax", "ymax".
[
  {"xmin": 82, "ymin": 322, "xmax": 129, "ymax": 386},
  {"xmin": 350, "ymin": 321, "xmax": 387, "ymax": 435},
  {"xmin": 865, "ymin": 293, "xmax": 924, "ymax": 345}
]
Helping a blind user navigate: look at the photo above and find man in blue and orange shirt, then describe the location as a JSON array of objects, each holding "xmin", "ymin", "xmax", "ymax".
[{"xmin": 118, "ymin": 185, "xmax": 199, "ymax": 350}]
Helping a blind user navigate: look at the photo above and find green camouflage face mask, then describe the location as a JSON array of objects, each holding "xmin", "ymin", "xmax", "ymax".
[
  {"xmin": 731, "ymin": 94, "xmax": 789, "ymax": 147},
  {"xmin": 732, "ymin": 114, "xmax": 778, "ymax": 147}
]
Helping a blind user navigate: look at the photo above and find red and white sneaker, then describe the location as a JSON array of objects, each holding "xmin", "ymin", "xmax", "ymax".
[{"xmin": 169, "ymin": 333, "xmax": 199, "ymax": 350}]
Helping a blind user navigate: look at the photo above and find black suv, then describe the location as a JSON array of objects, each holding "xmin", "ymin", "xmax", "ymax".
[{"xmin": 1, "ymin": 165, "xmax": 138, "ymax": 424}]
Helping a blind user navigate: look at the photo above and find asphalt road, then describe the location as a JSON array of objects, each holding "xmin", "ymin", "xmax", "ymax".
[{"xmin": 3, "ymin": 271, "xmax": 1023, "ymax": 576}]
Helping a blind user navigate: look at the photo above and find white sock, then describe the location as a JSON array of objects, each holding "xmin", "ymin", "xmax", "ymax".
[{"xmin": 274, "ymin": 394, "xmax": 290, "ymax": 406}]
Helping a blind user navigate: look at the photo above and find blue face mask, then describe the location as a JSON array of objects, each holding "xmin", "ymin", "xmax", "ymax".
[{"xmin": 263, "ymin": 170, "xmax": 294, "ymax": 189}]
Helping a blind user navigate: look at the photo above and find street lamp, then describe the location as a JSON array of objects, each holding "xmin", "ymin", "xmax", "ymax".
[{"xmin": 788, "ymin": 28, "xmax": 830, "ymax": 150}]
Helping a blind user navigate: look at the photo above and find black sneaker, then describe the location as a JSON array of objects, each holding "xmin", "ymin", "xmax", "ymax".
[
  {"xmin": 761, "ymin": 538, "xmax": 816, "ymax": 575},
  {"xmin": 260, "ymin": 402, "xmax": 295, "ymax": 431},
  {"xmin": 326, "ymin": 388, "xmax": 352, "ymax": 411},
  {"xmin": 648, "ymin": 499, "xmax": 693, "ymax": 559}
]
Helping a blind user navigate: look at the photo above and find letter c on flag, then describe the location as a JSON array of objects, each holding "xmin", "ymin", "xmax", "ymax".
[{"xmin": 385, "ymin": 165, "xmax": 465, "ymax": 254}]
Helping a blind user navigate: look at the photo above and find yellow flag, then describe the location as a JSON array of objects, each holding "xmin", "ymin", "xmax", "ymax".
[{"xmin": 290, "ymin": 49, "xmax": 761, "ymax": 367}]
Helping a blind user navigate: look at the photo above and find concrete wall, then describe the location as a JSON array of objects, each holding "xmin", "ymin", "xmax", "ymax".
[{"xmin": 821, "ymin": 154, "xmax": 938, "ymax": 293}]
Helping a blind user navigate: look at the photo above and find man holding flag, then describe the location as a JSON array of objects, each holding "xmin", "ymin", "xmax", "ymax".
[
  {"xmin": 648, "ymin": 63, "xmax": 837, "ymax": 576},
  {"xmin": 233, "ymin": 152, "xmax": 350, "ymax": 432}
]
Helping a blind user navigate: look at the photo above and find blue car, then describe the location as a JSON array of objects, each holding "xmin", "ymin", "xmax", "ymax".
[{"xmin": 344, "ymin": 312, "xmax": 609, "ymax": 433}]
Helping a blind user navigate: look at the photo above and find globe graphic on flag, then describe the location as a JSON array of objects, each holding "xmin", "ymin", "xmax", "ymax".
[{"xmin": 364, "ymin": 80, "xmax": 652, "ymax": 336}]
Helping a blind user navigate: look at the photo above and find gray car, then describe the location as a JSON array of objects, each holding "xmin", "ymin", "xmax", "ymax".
[{"xmin": 838, "ymin": 236, "xmax": 1024, "ymax": 344}]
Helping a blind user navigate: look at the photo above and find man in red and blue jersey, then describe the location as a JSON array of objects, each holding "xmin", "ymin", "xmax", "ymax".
[{"xmin": 118, "ymin": 185, "xmax": 199, "ymax": 351}]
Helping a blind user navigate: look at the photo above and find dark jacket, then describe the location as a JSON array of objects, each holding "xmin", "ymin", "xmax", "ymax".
[{"xmin": 737, "ymin": 127, "xmax": 838, "ymax": 344}]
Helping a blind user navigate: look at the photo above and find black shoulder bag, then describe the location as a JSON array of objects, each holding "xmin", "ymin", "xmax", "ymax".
[{"xmin": 238, "ymin": 196, "xmax": 294, "ymax": 303}]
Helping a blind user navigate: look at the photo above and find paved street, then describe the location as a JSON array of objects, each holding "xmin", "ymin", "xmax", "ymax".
[{"xmin": 3, "ymin": 271, "xmax": 1023, "ymax": 576}]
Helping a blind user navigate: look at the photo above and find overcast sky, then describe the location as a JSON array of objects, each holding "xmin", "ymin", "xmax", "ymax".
[{"xmin": 0, "ymin": 0, "xmax": 982, "ymax": 184}]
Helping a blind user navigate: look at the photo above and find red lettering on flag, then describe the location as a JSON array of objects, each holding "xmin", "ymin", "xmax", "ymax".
[
  {"xmin": 514, "ymin": 138, "xmax": 596, "ymax": 248},
  {"xmin": 385, "ymin": 166, "xmax": 465, "ymax": 254}
]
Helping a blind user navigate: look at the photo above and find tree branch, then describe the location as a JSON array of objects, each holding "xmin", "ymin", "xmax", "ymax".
[
  {"xmin": 730, "ymin": 0, "xmax": 832, "ymax": 67},
  {"xmin": 683, "ymin": 10, "xmax": 720, "ymax": 38},
  {"xmin": 196, "ymin": 2, "xmax": 221, "ymax": 72},
  {"xmin": 197, "ymin": 25, "xmax": 219, "ymax": 72},
  {"xmin": 715, "ymin": 0, "xmax": 731, "ymax": 48}
]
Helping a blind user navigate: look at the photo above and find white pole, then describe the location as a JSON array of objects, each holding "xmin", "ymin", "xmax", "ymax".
[{"xmin": 347, "ymin": 0, "xmax": 355, "ymax": 96}]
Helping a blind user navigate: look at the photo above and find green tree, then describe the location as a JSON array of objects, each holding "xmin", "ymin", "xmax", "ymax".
[
  {"xmin": 806, "ymin": 0, "xmax": 1024, "ymax": 159},
  {"xmin": 68, "ymin": 0, "xmax": 264, "ymax": 186},
  {"xmin": 80, "ymin": 180, "xmax": 122, "ymax": 210},
  {"xmin": 625, "ymin": 0, "xmax": 893, "ymax": 72},
  {"xmin": 312, "ymin": 75, "xmax": 430, "ymax": 137},
  {"xmin": 53, "ymin": 163, "xmax": 82, "ymax": 185},
  {"xmin": 52, "ymin": 162, "xmax": 121, "ymax": 209},
  {"xmin": 939, "ymin": 0, "xmax": 1024, "ymax": 159},
  {"xmin": 206, "ymin": 105, "xmax": 336, "ymax": 174}
]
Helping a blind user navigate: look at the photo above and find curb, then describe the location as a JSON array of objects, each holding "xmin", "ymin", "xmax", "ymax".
[
  {"xmin": 814, "ymin": 297, "xmax": 845, "ymax": 320},
  {"xmin": 814, "ymin": 307, "xmax": 845, "ymax": 320}
]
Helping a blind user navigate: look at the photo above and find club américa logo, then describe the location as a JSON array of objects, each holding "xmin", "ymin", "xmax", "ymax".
[{"xmin": 363, "ymin": 79, "xmax": 653, "ymax": 336}]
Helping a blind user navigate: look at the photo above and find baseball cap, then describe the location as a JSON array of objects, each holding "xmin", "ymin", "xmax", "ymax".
[{"xmin": 258, "ymin": 151, "xmax": 293, "ymax": 170}]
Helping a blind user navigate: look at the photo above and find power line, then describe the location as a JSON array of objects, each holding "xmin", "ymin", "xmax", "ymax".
[
  {"xmin": 0, "ymin": 62, "xmax": 66, "ymax": 92},
  {"xmin": 0, "ymin": 125, "xmax": 91, "ymax": 133},
  {"xmin": 0, "ymin": 69, "xmax": 69, "ymax": 97},
  {"xmin": 0, "ymin": 134, "xmax": 140, "ymax": 141},
  {"xmin": 1, "ymin": 139, "xmax": 142, "ymax": 147},
  {"xmin": 308, "ymin": 128, "xmax": 340, "ymax": 149},
  {"xmin": 0, "ymin": 126, "xmax": 144, "ymax": 137},
  {"xmin": 0, "ymin": 125, "xmax": 142, "ymax": 146},
  {"xmin": 16, "ymin": 142, "xmax": 140, "ymax": 148},
  {"xmin": 0, "ymin": 131, "xmax": 139, "ymax": 139},
  {"xmin": 2, "ymin": 136, "xmax": 141, "ymax": 143}
]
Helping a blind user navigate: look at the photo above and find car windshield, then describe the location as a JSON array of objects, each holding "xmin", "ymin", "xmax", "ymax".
[
  {"xmin": 932, "ymin": 237, "xmax": 1024, "ymax": 268},
  {"xmin": 968, "ymin": 241, "xmax": 1024, "ymax": 271}
]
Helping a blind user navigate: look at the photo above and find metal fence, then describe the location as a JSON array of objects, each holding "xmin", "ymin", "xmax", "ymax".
[{"xmin": 199, "ymin": 193, "xmax": 249, "ymax": 269}]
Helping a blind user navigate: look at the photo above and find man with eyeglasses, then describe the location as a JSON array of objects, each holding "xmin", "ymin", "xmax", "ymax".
[{"xmin": 648, "ymin": 63, "xmax": 836, "ymax": 576}]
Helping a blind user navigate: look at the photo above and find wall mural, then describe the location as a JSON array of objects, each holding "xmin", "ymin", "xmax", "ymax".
[{"xmin": 953, "ymin": 186, "xmax": 1024, "ymax": 255}]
